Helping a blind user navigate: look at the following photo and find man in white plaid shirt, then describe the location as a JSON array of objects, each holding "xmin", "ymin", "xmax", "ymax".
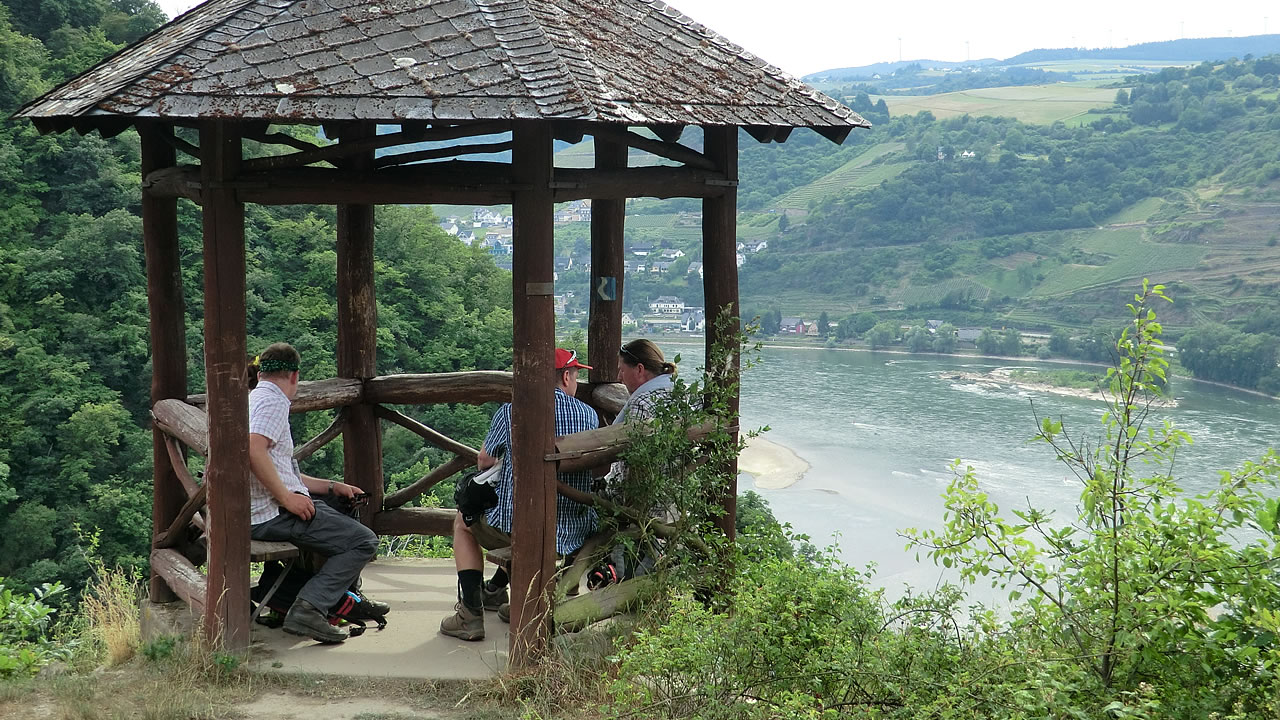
[
  {"xmin": 440, "ymin": 348, "xmax": 600, "ymax": 641},
  {"xmin": 247, "ymin": 342, "xmax": 386, "ymax": 643}
]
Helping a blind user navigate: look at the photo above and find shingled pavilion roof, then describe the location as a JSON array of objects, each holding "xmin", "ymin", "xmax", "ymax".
[{"xmin": 17, "ymin": 0, "xmax": 867, "ymax": 138}]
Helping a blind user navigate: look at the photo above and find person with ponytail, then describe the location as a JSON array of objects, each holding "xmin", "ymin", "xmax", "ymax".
[{"xmin": 614, "ymin": 338, "xmax": 677, "ymax": 424}]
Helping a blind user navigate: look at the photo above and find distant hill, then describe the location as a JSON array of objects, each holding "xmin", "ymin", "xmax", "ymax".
[
  {"xmin": 806, "ymin": 35, "xmax": 1280, "ymax": 82},
  {"xmin": 1005, "ymin": 35, "xmax": 1280, "ymax": 65},
  {"xmin": 805, "ymin": 59, "xmax": 998, "ymax": 83}
]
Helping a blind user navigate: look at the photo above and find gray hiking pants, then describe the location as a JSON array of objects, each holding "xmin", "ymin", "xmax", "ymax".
[{"xmin": 250, "ymin": 497, "xmax": 378, "ymax": 610}]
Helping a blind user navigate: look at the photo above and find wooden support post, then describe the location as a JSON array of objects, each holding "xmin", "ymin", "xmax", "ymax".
[
  {"xmin": 336, "ymin": 123, "xmax": 383, "ymax": 520},
  {"xmin": 702, "ymin": 126, "xmax": 740, "ymax": 543},
  {"xmin": 141, "ymin": 123, "xmax": 187, "ymax": 602},
  {"xmin": 199, "ymin": 121, "xmax": 251, "ymax": 651},
  {"xmin": 508, "ymin": 120, "xmax": 557, "ymax": 667},
  {"xmin": 589, "ymin": 138, "xmax": 626, "ymax": 384}
]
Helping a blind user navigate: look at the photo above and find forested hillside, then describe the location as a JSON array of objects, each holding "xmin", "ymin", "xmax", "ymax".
[
  {"xmin": 736, "ymin": 56, "xmax": 1280, "ymax": 334},
  {"xmin": 0, "ymin": 1, "xmax": 513, "ymax": 593}
]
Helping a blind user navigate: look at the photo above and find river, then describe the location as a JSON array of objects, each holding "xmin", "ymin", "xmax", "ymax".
[{"xmin": 666, "ymin": 343, "xmax": 1280, "ymax": 598}]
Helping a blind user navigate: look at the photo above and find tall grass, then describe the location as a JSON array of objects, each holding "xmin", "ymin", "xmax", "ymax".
[{"xmin": 77, "ymin": 563, "xmax": 141, "ymax": 667}]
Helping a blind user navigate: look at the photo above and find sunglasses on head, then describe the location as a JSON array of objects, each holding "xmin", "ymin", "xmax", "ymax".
[{"xmin": 619, "ymin": 345, "xmax": 639, "ymax": 363}]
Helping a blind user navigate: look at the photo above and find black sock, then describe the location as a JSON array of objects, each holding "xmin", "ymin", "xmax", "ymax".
[
  {"xmin": 485, "ymin": 567, "xmax": 509, "ymax": 592},
  {"xmin": 458, "ymin": 569, "xmax": 484, "ymax": 611}
]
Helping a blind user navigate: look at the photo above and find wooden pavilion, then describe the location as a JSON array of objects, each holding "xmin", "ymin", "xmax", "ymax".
[{"xmin": 17, "ymin": 0, "xmax": 867, "ymax": 666}]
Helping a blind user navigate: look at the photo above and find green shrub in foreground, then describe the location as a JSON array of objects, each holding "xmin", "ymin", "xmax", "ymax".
[{"xmin": 0, "ymin": 578, "xmax": 70, "ymax": 677}]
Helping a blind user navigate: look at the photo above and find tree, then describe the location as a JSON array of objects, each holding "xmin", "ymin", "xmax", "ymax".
[
  {"xmin": 866, "ymin": 321, "xmax": 897, "ymax": 350},
  {"xmin": 975, "ymin": 328, "xmax": 1001, "ymax": 355},
  {"xmin": 852, "ymin": 312, "xmax": 878, "ymax": 335},
  {"xmin": 817, "ymin": 311, "xmax": 829, "ymax": 338},
  {"xmin": 907, "ymin": 283, "xmax": 1280, "ymax": 702},
  {"xmin": 905, "ymin": 325, "xmax": 931, "ymax": 352},
  {"xmin": 933, "ymin": 323, "xmax": 957, "ymax": 353},
  {"xmin": 1048, "ymin": 328, "xmax": 1073, "ymax": 356},
  {"xmin": 1000, "ymin": 328, "xmax": 1022, "ymax": 356}
]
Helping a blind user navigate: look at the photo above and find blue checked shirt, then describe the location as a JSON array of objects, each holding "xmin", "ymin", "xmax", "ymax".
[{"xmin": 483, "ymin": 387, "xmax": 601, "ymax": 555}]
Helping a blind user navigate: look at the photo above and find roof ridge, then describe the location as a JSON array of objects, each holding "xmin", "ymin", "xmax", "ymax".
[{"xmin": 474, "ymin": 0, "xmax": 595, "ymax": 118}]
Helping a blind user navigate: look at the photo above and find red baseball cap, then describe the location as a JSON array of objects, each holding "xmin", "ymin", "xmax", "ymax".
[{"xmin": 555, "ymin": 348, "xmax": 592, "ymax": 370}]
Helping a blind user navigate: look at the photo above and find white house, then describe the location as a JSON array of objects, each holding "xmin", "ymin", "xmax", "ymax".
[
  {"xmin": 659, "ymin": 248, "xmax": 685, "ymax": 260},
  {"xmin": 649, "ymin": 296, "xmax": 685, "ymax": 315}
]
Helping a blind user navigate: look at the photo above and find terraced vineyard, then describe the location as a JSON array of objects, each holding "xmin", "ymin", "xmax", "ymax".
[{"xmin": 772, "ymin": 142, "xmax": 906, "ymax": 209}]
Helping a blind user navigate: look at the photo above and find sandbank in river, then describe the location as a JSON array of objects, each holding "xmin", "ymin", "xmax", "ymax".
[{"xmin": 739, "ymin": 435, "xmax": 810, "ymax": 489}]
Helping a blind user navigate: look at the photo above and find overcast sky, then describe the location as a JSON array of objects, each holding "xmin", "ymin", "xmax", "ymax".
[{"xmin": 155, "ymin": 0, "xmax": 1277, "ymax": 77}]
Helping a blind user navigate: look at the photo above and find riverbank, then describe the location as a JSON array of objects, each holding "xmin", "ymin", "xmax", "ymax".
[
  {"xmin": 655, "ymin": 337, "xmax": 1275, "ymax": 400},
  {"xmin": 739, "ymin": 435, "xmax": 810, "ymax": 489}
]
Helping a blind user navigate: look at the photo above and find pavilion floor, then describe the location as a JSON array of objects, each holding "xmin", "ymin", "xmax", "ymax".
[{"xmin": 246, "ymin": 558, "xmax": 507, "ymax": 679}]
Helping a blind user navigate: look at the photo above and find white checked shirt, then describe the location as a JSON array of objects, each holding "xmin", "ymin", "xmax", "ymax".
[{"xmin": 248, "ymin": 380, "xmax": 309, "ymax": 525}]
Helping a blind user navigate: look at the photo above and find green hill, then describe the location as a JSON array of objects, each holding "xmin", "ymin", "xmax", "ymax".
[{"xmin": 735, "ymin": 55, "xmax": 1280, "ymax": 337}]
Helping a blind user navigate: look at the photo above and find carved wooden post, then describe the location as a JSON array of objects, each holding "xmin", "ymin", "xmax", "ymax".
[
  {"xmin": 702, "ymin": 125, "xmax": 739, "ymax": 543},
  {"xmin": 336, "ymin": 123, "xmax": 383, "ymax": 519},
  {"xmin": 199, "ymin": 121, "xmax": 251, "ymax": 650},
  {"xmin": 141, "ymin": 122, "xmax": 186, "ymax": 602},
  {"xmin": 508, "ymin": 120, "xmax": 557, "ymax": 666},
  {"xmin": 589, "ymin": 138, "xmax": 626, "ymax": 384}
]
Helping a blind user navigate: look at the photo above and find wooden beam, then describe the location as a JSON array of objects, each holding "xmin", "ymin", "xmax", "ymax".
[
  {"xmin": 589, "ymin": 125, "xmax": 715, "ymax": 170},
  {"xmin": 337, "ymin": 122, "xmax": 383, "ymax": 523},
  {"xmin": 508, "ymin": 120, "xmax": 557, "ymax": 667},
  {"xmin": 547, "ymin": 419, "xmax": 724, "ymax": 472},
  {"xmin": 153, "ymin": 401, "xmax": 210, "ymax": 456},
  {"xmin": 199, "ymin": 120, "xmax": 251, "ymax": 651},
  {"xmin": 364, "ymin": 371, "xmax": 512, "ymax": 405},
  {"xmin": 551, "ymin": 166, "xmax": 733, "ymax": 201},
  {"xmin": 382, "ymin": 455, "xmax": 473, "ymax": 510},
  {"xmin": 293, "ymin": 408, "xmax": 346, "ymax": 462},
  {"xmin": 373, "ymin": 140, "xmax": 513, "ymax": 168},
  {"xmin": 164, "ymin": 435, "xmax": 200, "ymax": 497},
  {"xmin": 370, "ymin": 507, "xmax": 456, "ymax": 537},
  {"xmin": 702, "ymin": 125, "xmax": 740, "ymax": 545},
  {"xmin": 187, "ymin": 377, "xmax": 364, "ymax": 413},
  {"xmin": 145, "ymin": 163, "xmax": 522, "ymax": 206},
  {"xmin": 151, "ymin": 549, "xmax": 207, "ymax": 616},
  {"xmin": 154, "ymin": 484, "xmax": 206, "ymax": 549},
  {"xmin": 373, "ymin": 406, "xmax": 479, "ymax": 461},
  {"xmin": 141, "ymin": 122, "xmax": 186, "ymax": 603},
  {"xmin": 143, "ymin": 163, "xmax": 731, "ymax": 205},
  {"xmin": 241, "ymin": 121, "xmax": 509, "ymax": 172},
  {"xmin": 589, "ymin": 139, "xmax": 626, "ymax": 386}
]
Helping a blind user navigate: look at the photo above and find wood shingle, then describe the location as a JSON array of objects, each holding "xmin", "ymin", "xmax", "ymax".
[{"xmin": 18, "ymin": 0, "xmax": 867, "ymax": 138}]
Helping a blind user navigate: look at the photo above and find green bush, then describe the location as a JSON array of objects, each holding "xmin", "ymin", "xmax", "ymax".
[{"xmin": 0, "ymin": 578, "xmax": 70, "ymax": 677}]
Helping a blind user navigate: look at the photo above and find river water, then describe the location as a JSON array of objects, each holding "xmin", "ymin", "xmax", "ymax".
[{"xmin": 669, "ymin": 343, "xmax": 1280, "ymax": 597}]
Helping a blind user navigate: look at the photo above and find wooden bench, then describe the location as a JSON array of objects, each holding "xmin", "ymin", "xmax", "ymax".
[{"xmin": 249, "ymin": 539, "xmax": 302, "ymax": 623}]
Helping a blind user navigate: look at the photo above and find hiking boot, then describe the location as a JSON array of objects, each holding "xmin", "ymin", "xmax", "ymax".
[
  {"xmin": 497, "ymin": 602, "xmax": 510, "ymax": 624},
  {"xmin": 283, "ymin": 599, "xmax": 348, "ymax": 644},
  {"xmin": 482, "ymin": 585, "xmax": 508, "ymax": 611},
  {"xmin": 361, "ymin": 595, "xmax": 391, "ymax": 616},
  {"xmin": 440, "ymin": 602, "xmax": 484, "ymax": 641}
]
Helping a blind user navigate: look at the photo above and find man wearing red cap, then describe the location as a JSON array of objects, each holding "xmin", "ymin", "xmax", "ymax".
[{"xmin": 440, "ymin": 348, "xmax": 601, "ymax": 641}]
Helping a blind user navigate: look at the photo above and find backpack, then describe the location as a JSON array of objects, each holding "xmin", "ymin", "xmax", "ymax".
[
  {"xmin": 454, "ymin": 467, "xmax": 500, "ymax": 527},
  {"xmin": 251, "ymin": 560, "xmax": 388, "ymax": 636}
]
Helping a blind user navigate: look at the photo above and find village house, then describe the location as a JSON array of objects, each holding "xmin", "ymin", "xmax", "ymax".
[
  {"xmin": 681, "ymin": 307, "xmax": 706, "ymax": 332},
  {"xmin": 649, "ymin": 261, "xmax": 673, "ymax": 274},
  {"xmin": 780, "ymin": 317, "xmax": 807, "ymax": 334},
  {"xmin": 687, "ymin": 261, "xmax": 704, "ymax": 279},
  {"xmin": 659, "ymin": 248, "xmax": 685, "ymax": 260},
  {"xmin": 630, "ymin": 243, "xmax": 654, "ymax": 257},
  {"xmin": 650, "ymin": 296, "xmax": 686, "ymax": 315},
  {"xmin": 957, "ymin": 327, "xmax": 984, "ymax": 343}
]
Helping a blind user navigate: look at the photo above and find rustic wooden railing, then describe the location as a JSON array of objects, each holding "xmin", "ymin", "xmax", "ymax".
[{"xmin": 149, "ymin": 369, "xmax": 724, "ymax": 629}]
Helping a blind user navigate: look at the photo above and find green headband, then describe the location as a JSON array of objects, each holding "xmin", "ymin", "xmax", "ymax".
[{"xmin": 256, "ymin": 357, "xmax": 299, "ymax": 374}]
